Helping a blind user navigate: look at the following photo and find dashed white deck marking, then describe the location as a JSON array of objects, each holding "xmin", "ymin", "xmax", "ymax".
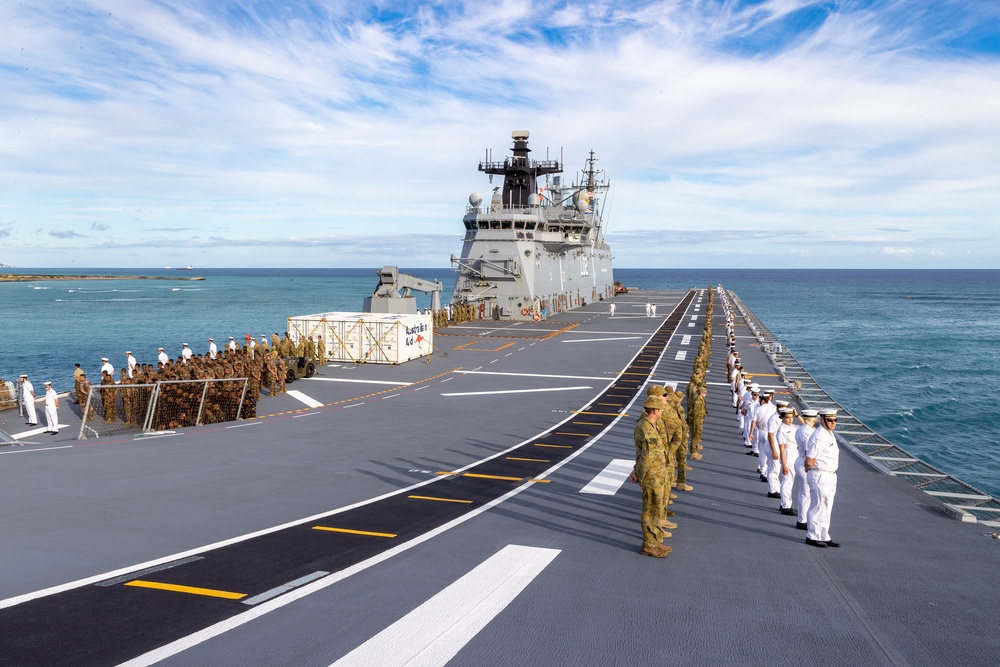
[
  {"xmin": 330, "ymin": 545, "xmax": 560, "ymax": 667},
  {"xmin": 688, "ymin": 322, "xmax": 696, "ymax": 327},
  {"xmin": 675, "ymin": 350, "xmax": 688, "ymax": 360},
  {"xmin": 579, "ymin": 459, "xmax": 633, "ymax": 495},
  {"xmin": 286, "ymin": 390, "xmax": 324, "ymax": 409},
  {"xmin": 305, "ymin": 378, "xmax": 413, "ymax": 386},
  {"xmin": 442, "ymin": 386, "xmax": 592, "ymax": 397},
  {"xmin": 681, "ymin": 335, "xmax": 692, "ymax": 345}
]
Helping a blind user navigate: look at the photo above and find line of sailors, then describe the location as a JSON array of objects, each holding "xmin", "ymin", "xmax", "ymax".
[{"xmin": 719, "ymin": 286, "xmax": 840, "ymax": 549}]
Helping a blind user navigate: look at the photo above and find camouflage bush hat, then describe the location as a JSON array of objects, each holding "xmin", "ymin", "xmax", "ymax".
[
  {"xmin": 643, "ymin": 396, "xmax": 663, "ymax": 409},
  {"xmin": 647, "ymin": 385, "xmax": 666, "ymax": 396}
]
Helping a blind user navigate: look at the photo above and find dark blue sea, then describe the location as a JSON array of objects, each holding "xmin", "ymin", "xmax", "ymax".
[{"xmin": 2, "ymin": 268, "xmax": 997, "ymax": 498}]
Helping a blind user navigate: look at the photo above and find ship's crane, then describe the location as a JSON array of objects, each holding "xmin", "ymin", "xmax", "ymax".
[{"xmin": 363, "ymin": 265, "xmax": 442, "ymax": 314}]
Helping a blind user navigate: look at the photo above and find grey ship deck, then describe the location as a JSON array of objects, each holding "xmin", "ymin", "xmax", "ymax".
[{"xmin": 1, "ymin": 289, "xmax": 998, "ymax": 666}]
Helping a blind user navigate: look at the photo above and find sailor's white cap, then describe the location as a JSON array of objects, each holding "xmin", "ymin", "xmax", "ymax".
[
  {"xmin": 819, "ymin": 408, "xmax": 839, "ymax": 417},
  {"xmin": 801, "ymin": 409, "xmax": 819, "ymax": 417},
  {"xmin": 229, "ymin": 336, "xmax": 234, "ymax": 340},
  {"xmin": 750, "ymin": 383, "xmax": 760, "ymax": 392},
  {"xmin": 762, "ymin": 389, "xmax": 774, "ymax": 396},
  {"xmin": 126, "ymin": 351, "xmax": 131, "ymax": 354},
  {"xmin": 208, "ymin": 337, "xmax": 213, "ymax": 341},
  {"xmin": 101, "ymin": 357, "xmax": 109, "ymax": 361},
  {"xmin": 182, "ymin": 343, "xmax": 188, "ymax": 346},
  {"xmin": 778, "ymin": 407, "xmax": 793, "ymax": 415},
  {"xmin": 43, "ymin": 381, "xmax": 52, "ymax": 386},
  {"xmin": 20, "ymin": 373, "xmax": 27, "ymax": 378},
  {"xmin": 158, "ymin": 347, "xmax": 164, "ymax": 351},
  {"xmin": 774, "ymin": 400, "xmax": 790, "ymax": 407}
]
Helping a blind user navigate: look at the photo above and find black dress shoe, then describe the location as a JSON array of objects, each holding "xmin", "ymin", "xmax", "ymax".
[
  {"xmin": 825, "ymin": 540, "xmax": 841, "ymax": 548},
  {"xmin": 805, "ymin": 538, "xmax": 827, "ymax": 548},
  {"xmin": 795, "ymin": 522, "xmax": 808, "ymax": 530},
  {"xmin": 745, "ymin": 451, "xmax": 755, "ymax": 455},
  {"xmin": 760, "ymin": 475, "xmax": 768, "ymax": 482},
  {"xmin": 779, "ymin": 508, "xmax": 796, "ymax": 515},
  {"xmin": 27, "ymin": 422, "xmax": 38, "ymax": 426},
  {"xmin": 766, "ymin": 491, "xmax": 780, "ymax": 499}
]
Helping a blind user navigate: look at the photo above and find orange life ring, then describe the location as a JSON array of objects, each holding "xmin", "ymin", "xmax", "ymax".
[
  {"xmin": 521, "ymin": 308, "xmax": 531, "ymax": 316},
  {"xmin": 533, "ymin": 312, "xmax": 541, "ymax": 322}
]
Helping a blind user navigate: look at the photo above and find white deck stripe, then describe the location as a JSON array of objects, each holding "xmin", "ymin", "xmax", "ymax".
[
  {"xmin": 286, "ymin": 390, "xmax": 324, "ymax": 409},
  {"xmin": 681, "ymin": 335, "xmax": 692, "ymax": 345},
  {"xmin": 453, "ymin": 370, "xmax": 611, "ymax": 381},
  {"xmin": 675, "ymin": 350, "xmax": 688, "ymax": 360},
  {"xmin": 330, "ymin": 545, "xmax": 559, "ymax": 667},
  {"xmin": 442, "ymin": 386, "xmax": 592, "ymax": 397},
  {"xmin": 0, "ymin": 445, "xmax": 73, "ymax": 455},
  {"xmin": 10, "ymin": 424, "xmax": 71, "ymax": 438},
  {"xmin": 305, "ymin": 378, "xmax": 413, "ymax": 386},
  {"xmin": 579, "ymin": 459, "xmax": 633, "ymax": 495},
  {"xmin": 561, "ymin": 336, "xmax": 643, "ymax": 343}
]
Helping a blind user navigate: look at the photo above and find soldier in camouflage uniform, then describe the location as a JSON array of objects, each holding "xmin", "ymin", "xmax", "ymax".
[
  {"xmin": 100, "ymin": 370, "xmax": 117, "ymax": 423},
  {"xmin": 78, "ymin": 373, "xmax": 95, "ymax": 421},
  {"xmin": 632, "ymin": 396, "xmax": 670, "ymax": 558},
  {"xmin": 647, "ymin": 385, "xmax": 682, "ymax": 525},
  {"xmin": 316, "ymin": 335, "xmax": 325, "ymax": 364},
  {"xmin": 689, "ymin": 385, "xmax": 708, "ymax": 458},
  {"xmin": 669, "ymin": 391, "xmax": 693, "ymax": 491}
]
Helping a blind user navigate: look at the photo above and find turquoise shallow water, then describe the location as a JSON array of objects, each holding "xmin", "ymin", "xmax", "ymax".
[{"xmin": 2, "ymin": 268, "xmax": 997, "ymax": 498}]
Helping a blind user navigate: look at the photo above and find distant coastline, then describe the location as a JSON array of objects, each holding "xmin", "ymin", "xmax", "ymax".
[{"xmin": 0, "ymin": 274, "xmax": 205, "ymax": 282}]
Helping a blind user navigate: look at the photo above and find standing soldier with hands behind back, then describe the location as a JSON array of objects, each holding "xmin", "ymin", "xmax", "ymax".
[{"xmin": 631, "ymin": 396, "xmax": 671, "ymax": 559}]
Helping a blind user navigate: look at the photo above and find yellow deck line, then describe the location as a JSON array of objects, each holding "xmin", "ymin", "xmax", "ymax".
[
  {"xmin": 572, "ymin": 421, "xmax": 602, "ymax": 426},
  {"xmin": 574, "ymin": 411, "xmax": 629, "ymax": 417},
  {"xmin": 464, "ymin": 473, "xmax": 523, "ymax": 481},
  {"xmin": 597, "ymin": 402, "xmax": 622, "ymax": 406},
  {"xmin": 312, "ymin": 526, "xmax": 397, "ymax": 538},
  {"xmin": 408, "ymin": 494, "xmax": 473, "ymax": 504},
  {"xmin": 507, "ymin": 456, "xmax": 550, "ymax": 462},
  {"xmin": 529, "ymin": 478, "xmax": 551, "ymax": 483},
  {"xmin": 124, "ymin": 580, "xmax": 246, "ymax": 600},
  {"xmin": 555, "ymin": 432, "xmax": 588, "ymax": 437},
  {"xmin": 535, "ymin": 443, "xmax": 573, "ymax": 449}
]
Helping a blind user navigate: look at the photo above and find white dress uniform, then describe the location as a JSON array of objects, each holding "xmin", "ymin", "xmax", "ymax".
[
  {"xmin": 181, "ymin": 344, "xmax": 193, "ymax": 363},
  {"xmin": 806, "ymin": 423, "xmax": 840, "ymax": 543},
  {"xmin": 21, "ymin": 378, "xmax": 38, "ymax": 424},
  {"xmin": 126, "ymin": 353, "xmax": 137, "ymax": 378},
  {"xmin": 609, "ymin": 303, "xmax": 615, "ymax": 316},
  {"xmin": 209, "ymin": 340, "xmax": 218, "ymax": 360},
  {"xmin": 100, "ymin": 359, "xmax": 114, "ymax": 377},
  {"xmin": 764, "ymin": 408, "xmax": 782, "ymax": 492},
  {"xmin": 776, "ymin": 419, "xmax": 798, "ymax": 509},
  {"xmin": 754, "ymin": 400, "xmax": 776, "ymax": 474},
  {"xmin": 794, "ymin": 421, "xmax": 817, "ymax": 525},
  {"xmin": 44, "ymin": 385, "xmax": 59, "ymax": 433},
  {"xmin": 157, "ymin": 349, "xmax": 169, "ymax": 366},
  {"xmin": 743, "ymin": 394, "xmax": 758, "ymax": 449},
  {"xmin": 228, "ymin": 338, "xmax": 237, "ymax": 352}
]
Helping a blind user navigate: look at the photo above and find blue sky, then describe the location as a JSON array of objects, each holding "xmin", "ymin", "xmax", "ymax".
[{"xmin": 1, "ymin": 0, "xmax": 998, "ymax": 268}]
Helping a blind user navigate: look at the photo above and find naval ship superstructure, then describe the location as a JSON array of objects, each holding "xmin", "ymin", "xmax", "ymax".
[{"xmin": 450, "ymin": 131, "xmax": 615, "ymax": 320}]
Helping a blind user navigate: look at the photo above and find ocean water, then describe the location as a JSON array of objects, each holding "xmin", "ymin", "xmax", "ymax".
[{"xmin": 2, "ymin": 268, "xmax": 997, "ymax": 498}]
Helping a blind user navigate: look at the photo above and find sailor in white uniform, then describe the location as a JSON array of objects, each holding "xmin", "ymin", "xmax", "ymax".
[
  {"xmin": 157, "ymin": 347, "xmax": 169, "ymax": 366},
  {"xmin": 776, "ymin": 407, "xmax": 798, "ymax": 513},
  {"xmin": 208, "ymin": 338, "xmax": 218, "ymax": 360},
  {"xmin": 100, "ymin": 357, "xmax": 114, "ymax": 377},
  {"xmin": 742, "ymin": 384, "xmax": 759, "ymax": 451},
  {"xmin": 126, "ymin": 351, "xmax": 137, "ymax": 378},
  {"xmin": 793, "ymin": 410, "xmax": 818, "ymax": 530},
  {"xmin": 805, "ymin": 409, "xmax": 840, "ymax": 548},
  {"xmin": 181, "ymin": 343, "xmax": 193, "ymax": 363},
  {"xmin": 609, "ymin": 302, "xmax": 616, "ymax": 316},
  {"xmin": 20, "ymin": 374, "xmax": 37, "ymax": 425},
  {"xmin": 754, "ymin": 390, "xmax": 776, "ymax": 480},
  {"xmin": 228, "ymin": 336, "xmax": 237, "ymax": 353},
  {"xmin": 43, "ymin": 381, "xmax": 59, "ymax": 434}
]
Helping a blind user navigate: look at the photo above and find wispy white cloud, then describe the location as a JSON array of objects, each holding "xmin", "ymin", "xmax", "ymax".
[{"xmin": 0, "ymin": 1, "xmax": 997, "ymax": 268}]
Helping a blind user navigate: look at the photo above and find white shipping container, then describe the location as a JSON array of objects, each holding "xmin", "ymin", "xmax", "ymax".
[{"xmin": 287, "ymin": 312, "xmax": 433, "ymax": 364}]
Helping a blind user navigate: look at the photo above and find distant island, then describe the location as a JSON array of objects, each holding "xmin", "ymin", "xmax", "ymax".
[{"xmin": 0, "ymin": 274, "xmax": 205, "ymax": 282}]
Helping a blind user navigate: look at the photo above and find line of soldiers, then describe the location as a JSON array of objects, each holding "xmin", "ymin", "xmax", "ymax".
[{"xmin": 633, "ymin": 287, "xmax": 714, "ymax": 558}]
